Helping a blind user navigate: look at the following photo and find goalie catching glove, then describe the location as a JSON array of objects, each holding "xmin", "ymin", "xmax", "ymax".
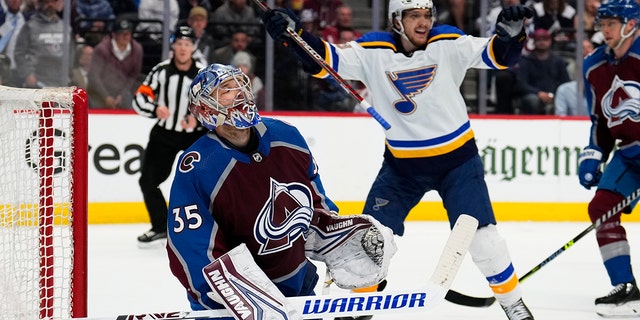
[{"xmin": 305, "ymin": 208, "xmax": 397, "ymax": 289}]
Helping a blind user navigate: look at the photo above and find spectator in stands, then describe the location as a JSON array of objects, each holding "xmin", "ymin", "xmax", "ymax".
[
  {"xmin": 476, "ymin": 0, "xmax": 521, "ymax": 36},
  {"xmin": 531, "ymin": 0, "xmax": 576, "ymax": 35},
  {"xmin": 14, "ymin": 0, "xmax": 75, "ymax": 88},
  {"xmin": 211, "ymin": 30, "xmax": 254, "ymax": 66},
  {"xmin": 231, "ymin": 50, "xmax": 264, "ymax": 108},
  {"xmin": 0, "ymin": 0, "xmax": 26, "ymax": 86},
  {"xmin": 137, "ymin": 0, "xmax": 179, "ymax": 42},
  {"xmin": 311, "ymin": 26, "xmax": 359, "ymax": 112},
  {"xmin": 210, "ymin": 0, "xmax": 260, "ymax": 47},
  {"xmin": 178, "ymin": 0, "xmax": 213, "ymax": 21},
  {"xmin": 22, "ymin": 0, "xmax": 37, "ymax": 20},
  {"xmin": 71, "ymin": 44, "xmax": 92, "ymax": 89},
  {"xmin": 554, "ymin": 39, "xmax": 596, "ymax": 116},
  {"xmin": 475, "ymin": 0, "xmax": 530, "ymax": 114},
  {"xmin": 581, "ymin": 0, "xmax": 601, "ymax": 34},
  {"xmin": 320, "ymin": 4, "xmax": 361, "ymax": 43},
  {"xmin": 88, "ymin": 16, "xmax": 143, "ymax": 109},
  {"xmin": 185, "ymin": 6, "xmax": 215, "ymax": 66},
  {"xmin": 515, "ymin": 28, "xmax": 571, "ymax": 114},
  {"xmin": 302, "ymin": 0, "xmax": 343, "ymax": 30},
  {"xmin": 438, "ymin": 0, "xmax": 479, "ymax": 36},
  {"xmin": 75, "ymin": 0, "xmax": 115, "ymax": 46},
  {"xmin": 338, "ymin": 26, "xmax": 357, "ymax": 42},
  {"xmin": 106, "ymin": 0, "xmax": 137, "ymax": 16},
  {"xmin": 0, "ymin": 53, "xmax": 10, "ymax": 84},
  {"xmin": 493, "ymin": 65, "xmax": 521, "ymax": 114},
  {"xmin": 300, "ymin": 8, "xmax": 319, "ymax": 35}
]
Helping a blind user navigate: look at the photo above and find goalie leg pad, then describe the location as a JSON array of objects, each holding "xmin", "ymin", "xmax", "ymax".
[
  {"xmin": 305, "ymin": 209, "xmax": 397, "ymax": 289},
  {"xmin": 202, "ymin": 243, "xmax": 302, "ymax": 320}
]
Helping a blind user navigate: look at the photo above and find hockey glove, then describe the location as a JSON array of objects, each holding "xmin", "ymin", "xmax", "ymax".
[
  {"xmin": 260, "ymin": 8, "xmax": 302, "ymax": 45},
  {"xmin": 305, "ymin": 209, "xmax": 397, "ymax": 290},
  {"xmin": 578, "ymin": 146, "xmax": 603, "ymax": 190},
  {"xmin": 495, "ymin": 5, "xmax": 534, "ymax": 42}
]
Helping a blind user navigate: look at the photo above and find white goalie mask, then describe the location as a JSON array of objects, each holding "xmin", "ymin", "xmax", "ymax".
[
  {"xmin": 388, "ymin": 0, "xmax": 436, "ymax": 35},
  {"xmin": 188, "ymin": 64, "xmax": 260, "ymax": 131}
]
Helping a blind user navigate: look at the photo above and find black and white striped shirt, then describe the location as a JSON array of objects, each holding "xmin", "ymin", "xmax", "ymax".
[{"xmin": 133, "ymin": 58, "xmax": 205, "ymax": 132}]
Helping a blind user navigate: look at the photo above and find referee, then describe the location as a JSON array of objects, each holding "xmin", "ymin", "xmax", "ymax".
[{"xmin": 132, "ymin": 26, "xmax": 206, "ymax": 247}]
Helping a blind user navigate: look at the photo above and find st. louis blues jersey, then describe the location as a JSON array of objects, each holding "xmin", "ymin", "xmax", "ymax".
[
  {"xmin": 312, "ymin": 25, "xmax": 521, "ymax": 174},
  {"xmin": 166, "ymin": 118, "xmax": 338, "ymax": 310},
  {"xmin": 584, "ymin": 38, "xmax": 640, "ymax": 159}
]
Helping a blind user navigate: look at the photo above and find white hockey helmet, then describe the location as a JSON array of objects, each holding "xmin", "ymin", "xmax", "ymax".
[
  {"xmin": 188, "ymin": 64, "xmax": 260, "ymax": 131},
  {"xmin": 388, "ymin": 0, "xmax": 436, "ymax": 27}
]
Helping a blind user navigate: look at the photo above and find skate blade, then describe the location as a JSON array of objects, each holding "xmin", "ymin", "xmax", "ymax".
[
  {"xmin": 596, "ymin": 300, "xmax": 640, "ymax": 318},
  {"xmin": 137, "ymin": 238, "xmax": 167, "ymax": 249}
]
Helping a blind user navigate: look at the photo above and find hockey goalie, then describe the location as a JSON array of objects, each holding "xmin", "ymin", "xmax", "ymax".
[{"xmin": 166, "ymin": 63, "xmax": 397, "ymax": 320}]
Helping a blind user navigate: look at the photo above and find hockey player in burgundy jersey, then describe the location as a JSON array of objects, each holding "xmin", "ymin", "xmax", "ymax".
[
  {"xmin": 580, "ymin": 0, "xmax": 640, "ymax": 316},
  {"xmin": 166, "ymin": 64, "xmax": 396, "ymax": 318},
  {"xmin": 261, "ymin": 1, "xmax": 534, "ymax": 319}
]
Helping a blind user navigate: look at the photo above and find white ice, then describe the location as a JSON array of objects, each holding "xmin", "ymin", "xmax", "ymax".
[{"xmin": 88, "ymin": 221, "xmax": 640, "ymax": 319}]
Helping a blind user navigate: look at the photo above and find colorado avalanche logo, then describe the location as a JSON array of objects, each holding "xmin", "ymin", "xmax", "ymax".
[
  {"xmin": 386, "ymin": 65, "xmax": 436, "ymax": 114},
  {"xmin": 253, "ymin": 178, "xmax": 314, "ymax": 255},
  {"xmin": 179, "ymin": 151, "xmax": 201, "ymax": 173},
  {"xmin": 601, "ymin": 75, "xmax": 640, "ymax": 127}
]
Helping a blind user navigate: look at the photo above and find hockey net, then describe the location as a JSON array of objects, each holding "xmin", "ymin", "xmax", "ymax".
[{"xmin": 0, "ymin": 86, "xmax": 88, "ymax": 320}]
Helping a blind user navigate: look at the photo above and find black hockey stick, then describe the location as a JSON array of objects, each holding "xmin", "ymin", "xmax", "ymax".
[
  {"xmin": 444, "ymin": 187, "xmax": 640, "ymax": 308},
  {"xmin": 253, "ymin": 0, "xmax": 391, "ymax": 130}
]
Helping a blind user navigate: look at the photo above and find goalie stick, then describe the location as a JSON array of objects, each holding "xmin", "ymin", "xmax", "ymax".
[
  {"xmin": 253, "ymin": 0, "xmax": 391, "ymax": 131},
  {"xmin": 73, "ymin": 215, "xmax": 478, "ymax": 320},
  {"xmin": 444, "ymin": 187, "xmax": 640, "ymax": 308}
]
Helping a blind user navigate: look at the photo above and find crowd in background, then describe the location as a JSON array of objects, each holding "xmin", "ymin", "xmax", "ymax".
[{"xmin": 0, "ymin": 0, "xmax": 600, "ymax": 114}]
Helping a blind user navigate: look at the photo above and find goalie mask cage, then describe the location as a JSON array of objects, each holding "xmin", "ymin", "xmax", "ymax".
[{"xmin": 0, "ymin": 86, "xmax": 88, "ymax": 320}]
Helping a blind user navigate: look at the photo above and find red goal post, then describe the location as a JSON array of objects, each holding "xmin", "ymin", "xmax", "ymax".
[{"xmin": 0, "ymin": 86, "xmax": 88, "ymax": 319}]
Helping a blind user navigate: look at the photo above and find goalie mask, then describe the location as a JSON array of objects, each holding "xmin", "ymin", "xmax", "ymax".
[{"xmin": 188, "ymin": 64, "xmax": 260, "ymax": 131}]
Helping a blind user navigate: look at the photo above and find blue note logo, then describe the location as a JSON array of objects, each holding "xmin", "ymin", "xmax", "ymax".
[{"xmin": 386, "ymin": 66, "xmax": 436, "ymax": 114}]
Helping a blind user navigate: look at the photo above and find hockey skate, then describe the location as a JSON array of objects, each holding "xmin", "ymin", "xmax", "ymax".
[
  {"xmin": 137, "ymin": 229, "xmax": 167, "ymax": 248},
  {"xmin": 595, "ymin": 282, "xmax": 640, "ymax": 317},
  {"xmin": 501, "ymin": 298, "xmax": 534, "ymax": 320}
]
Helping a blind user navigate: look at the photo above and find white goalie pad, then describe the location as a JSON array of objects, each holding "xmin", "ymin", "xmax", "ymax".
[
  {"xmin": 305, "ymin": 209, "xmax": 397, "ymax": 289},
  {"xmin": 202, "ymin": 243, "xmax": 302, "ymax": 320}
]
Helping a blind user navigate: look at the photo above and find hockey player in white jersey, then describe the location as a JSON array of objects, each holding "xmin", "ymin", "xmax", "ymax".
[{"xmin": 260, "ymin": 1, "xmax": 535, "ymax": 319}]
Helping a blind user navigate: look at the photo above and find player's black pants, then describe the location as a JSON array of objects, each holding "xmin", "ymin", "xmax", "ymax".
[{"xmin": 139, "ymin": 125, "xmax": 206, "ymax": 233}]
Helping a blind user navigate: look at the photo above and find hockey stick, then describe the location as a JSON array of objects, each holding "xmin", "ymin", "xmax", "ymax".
[
  {"xmin": 253, "ymin": 0, "xmax": 391, "ymax": 130},
  {"xmin": 73, "ymin": 215, "xmax": 477, "ymax": 320},
  {"xmin": 444, "ymin": 187, "xmax": 640, "ymax": 308}
]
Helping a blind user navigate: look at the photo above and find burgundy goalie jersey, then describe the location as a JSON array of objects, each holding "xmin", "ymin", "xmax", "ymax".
[{"xmin": 166, "ymin": 117, "xmax": 338, "ymax": 310}]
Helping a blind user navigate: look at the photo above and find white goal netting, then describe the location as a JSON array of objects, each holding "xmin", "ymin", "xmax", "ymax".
[{"xmin": 0, "ymin": 86, "xmax": 87, "ymax": 320}]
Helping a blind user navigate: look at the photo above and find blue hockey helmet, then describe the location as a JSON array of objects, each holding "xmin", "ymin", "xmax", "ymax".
[
  {"xmin": 188, "ymin": 64, "xmax": 260, "ymax": 131},
  {"xmin": 597, "ymin": 0, "xmax": 640, "ymax": 24}
]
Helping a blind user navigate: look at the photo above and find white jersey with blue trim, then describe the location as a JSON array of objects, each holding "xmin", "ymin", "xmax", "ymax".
[{"xmin": 316, "ymin": 25, "xmax": 506, "ymax": 160}]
